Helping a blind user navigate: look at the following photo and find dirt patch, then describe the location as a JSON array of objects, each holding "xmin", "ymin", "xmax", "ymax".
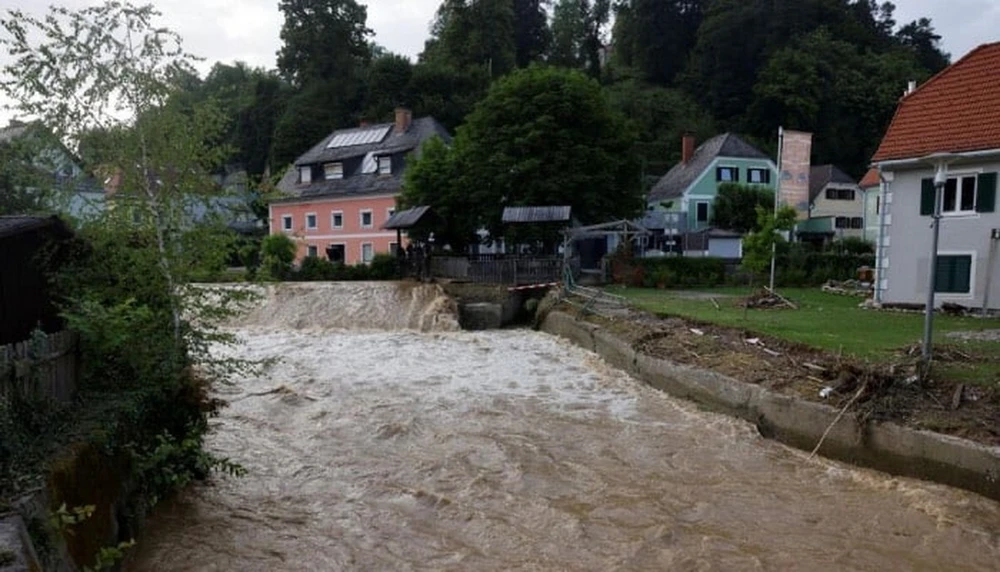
[{"xmin": 561, "ymin": 303, "xmax": 1000, "ymax": 446}]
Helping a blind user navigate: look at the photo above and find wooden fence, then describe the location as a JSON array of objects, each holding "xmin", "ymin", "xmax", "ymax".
[
  {"xmin": 431, "ymin": 256, "xmax": 564, "ymax": 285},
  {"xmin": 0, "ymin": 330, "xmax": 79, "ymax": 404}
]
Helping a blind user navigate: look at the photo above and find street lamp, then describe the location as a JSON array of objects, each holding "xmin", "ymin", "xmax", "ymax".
[{"xmin": 920, "ymin": 153, "xmax": 956, "ymax": 367}]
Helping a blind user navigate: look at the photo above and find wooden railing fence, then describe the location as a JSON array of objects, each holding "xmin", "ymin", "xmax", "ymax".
[{"xmin": 0, "ymin": 330, "xmax": 79, "ymax": 404}]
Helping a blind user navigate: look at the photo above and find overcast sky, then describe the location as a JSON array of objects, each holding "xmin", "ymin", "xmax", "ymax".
[{"xmin": 0, "ymin": 0, "xmax": 995, "ymax": 121}]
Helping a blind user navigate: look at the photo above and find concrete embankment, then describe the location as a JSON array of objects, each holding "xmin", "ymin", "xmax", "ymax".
[{"xmin": 541, "ymin": 310, "xmax": 1000, "ymax": 501}]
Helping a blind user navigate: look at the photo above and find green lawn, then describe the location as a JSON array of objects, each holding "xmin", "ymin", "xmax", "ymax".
[{"xmin": 608, "ymin": 286, "xmax": 999, "ymax": 361}]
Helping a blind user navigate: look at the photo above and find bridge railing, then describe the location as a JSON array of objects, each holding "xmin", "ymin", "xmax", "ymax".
[{"xmin": 431, "ymin": 256, "xmax": 565, "ymax": 285}]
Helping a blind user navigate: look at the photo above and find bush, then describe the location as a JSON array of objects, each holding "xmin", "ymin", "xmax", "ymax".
[
  {"xmin": 260, "ymin": 234, "xmax": 296, "ymax": 280},
  {"xmin": 368, "ymin": 253, "xmax": 401, "ymax": 280},
  {"xmin": 828, "ymin": 236, "xmax": 875, "ymax": 255},
  {"xmin": 296, "ymin": 256, "xmax": 336, "ymax": 281}
]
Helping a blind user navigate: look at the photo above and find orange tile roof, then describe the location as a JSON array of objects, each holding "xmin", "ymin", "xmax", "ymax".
[
  {"xmin": 858, "ymin": 168, "xmax": 880, "ymax": 189},
  {"xmin": 872, "ymin": 42, "xmax": 1000, "ymax": 162}
]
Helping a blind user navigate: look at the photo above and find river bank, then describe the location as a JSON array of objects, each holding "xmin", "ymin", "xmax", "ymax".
[{"xmin": 540, "ymin": 305, "xmax": 1000, "ymax": 501}]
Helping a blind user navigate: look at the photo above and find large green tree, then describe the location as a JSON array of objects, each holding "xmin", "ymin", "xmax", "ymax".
[
  {"xmin": 611, "ymin": 0, "xmax": 704, "ymax": 86},
  {"xmin": 276, "ymin": 0, "xmax": 372, "ymax": 86},
  {"xmin": 513, "ymin": 0, "xmax": 552, "ymax": 67},
  {"xmin": 363, "ymin": 53, "xmax": 414, "ymax": 121},
  {"xmin": 550, "ymin": 0, "xmax": 611, "ymax": 77},
  {"xmin": 409, "ymin": 66, "xmax": 643, "ymax": 244},
  {"xmin": 422, "ymin": 0, "xmax": 516, "ymax": 77},
  {"xmin": 604, "ymin": 80, "xmax": 715, "ymax": 178}
]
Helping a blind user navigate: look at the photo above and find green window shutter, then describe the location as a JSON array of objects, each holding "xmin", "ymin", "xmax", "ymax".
[
  {"xmin": 935, "ymin": 255, "xmax": 973, "ymax": 293},
  {"xmin": 977, "ymin": 172, "xmax": 997, "ymax": 213},
  {"xmin": 920, "ymin": 178, "xmax": 935, "ymax": 216}
]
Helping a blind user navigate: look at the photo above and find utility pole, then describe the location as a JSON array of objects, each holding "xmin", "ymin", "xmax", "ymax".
[
  {"xmin": 921, "ymin": 157, "xmax": 953, "ymax": 366},
  {"xmin": 768, "ymin": 127, "xmax": 784, "ymax": 291}
]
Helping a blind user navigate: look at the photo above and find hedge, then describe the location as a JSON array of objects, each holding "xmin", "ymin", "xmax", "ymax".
[
  {"xmin": 292, "ymin": 253, "xmax": 401, "ymax": 281},
  {"xmin": 611, "ymin": 253, "xmax": 874, "ymax": 289}
]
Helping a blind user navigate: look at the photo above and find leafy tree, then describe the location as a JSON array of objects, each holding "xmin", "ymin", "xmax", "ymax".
[
  {"xmin": 741, "ymin": 204, "xmax": 798, "ymax": 293},
  {"xmin": 896, "ymin": 17, "xmax": 950, "ymax": 74},
  {"xmin": 363, "ymin": 53, "xmax": 414, "ymax": 121},
  {"xmin": 604, "ymin": 80, "xmax": 715, "ymax": 177},
  {"xmin": 0, "ymin": 124, "xmax": 57, "ymax": 215},
  {"xmin": 550, "ymin": 0, "xmax": 588, "ymax": 68},
  {"xmin": 260, "ymin": 233, "xmax": 297, "ymax": 279},
  {"xmin": 0, "ymin": 0, "xmax": 258, "ymax": 512},
  {"xmin": 513, "ymin": 0, "xmax": 552, "ymax": 67},
  {"xmin": 712, "ymin": 183, "xmax": 775, "ymax": 234},
  {"xmin": 407, "ymin": 61, "xmax": 490, "ymax": 132},
  {"xmin": 448, "ymin": 66, "xmax": 643, "ymax": 242},
  {"xmin": 276, "ymin": 0, "xmax": 372, "ymax": 86},
  {"xmin": 399, "ymin": 136, "xmax": 478, "ymax": 251},
  {"xmin": 611, "ymin": 0, "xmax": 704, "ymax": 86},
  {"xmin": 550, "ymin": 0, "xmax": 611, "ymax": 76},
  {"xmin": 270, "ymin": 79, "xmax": 354, "ymax": 170},
  {"xmin": 422, "ymin": 0, "xmax": 516, "ymax": 77}
]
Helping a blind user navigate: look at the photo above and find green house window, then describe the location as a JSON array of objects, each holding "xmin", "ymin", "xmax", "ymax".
[{"xmin": 935, "ymin": 255, "xmax": 972, "ymax": 294}]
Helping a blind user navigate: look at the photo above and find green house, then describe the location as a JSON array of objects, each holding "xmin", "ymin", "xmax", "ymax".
[{"xmin": 647, "ymin": 133, "xmax": 777, "ymax": 234}]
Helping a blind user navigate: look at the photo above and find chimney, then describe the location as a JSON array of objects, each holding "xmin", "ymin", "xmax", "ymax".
[
  {"xmin": 682, "ymin": 132, "xmax": 695, "ymax": 164},
  {"xmin": 359, "ymin": 119, "xmax": 370, "ymax": 128},
  {"xmin": 394, "ymin": 107, "xmax": 412, "ymax": 135},
  {"xmin": 904, "ymin": 80, "xmax": 917, "ymax": 96}
]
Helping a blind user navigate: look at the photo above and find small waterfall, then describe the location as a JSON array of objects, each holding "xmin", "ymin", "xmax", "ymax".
[{"xmin": 229, "ymin": 282, "xmax": 461, "ymax": 332}]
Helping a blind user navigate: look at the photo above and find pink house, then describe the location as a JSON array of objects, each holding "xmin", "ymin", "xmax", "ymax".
[{"xmin": 269, "ymin": 109, "xmax": 451, "ymax": 264}]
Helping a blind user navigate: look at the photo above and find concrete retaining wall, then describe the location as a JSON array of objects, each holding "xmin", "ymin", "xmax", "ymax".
[{"xmin": 541, "ymin": 310, "xmax": 1000, "ymax": 501}]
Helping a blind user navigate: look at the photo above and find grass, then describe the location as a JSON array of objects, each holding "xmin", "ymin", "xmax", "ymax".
[{"xmin": 608, "ymin": 286, "xmax": 999, "ymax": 361}]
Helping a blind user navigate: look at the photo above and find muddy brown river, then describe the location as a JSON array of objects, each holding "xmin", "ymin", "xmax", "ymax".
[{"xmin": 128, "ymin": 284, "xmax": 999, "ymax": 571}]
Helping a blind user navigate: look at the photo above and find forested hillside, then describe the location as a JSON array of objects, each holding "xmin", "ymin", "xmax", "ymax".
[{"xmin": 138, "ymin": 0, "xmax": 951, "ymax": 184}]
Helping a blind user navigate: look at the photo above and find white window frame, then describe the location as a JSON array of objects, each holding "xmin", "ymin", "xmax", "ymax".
[
  {"xmin": 941, "ymin": 174, "xmax": 979, "ymax": 216},
  {"xmin": 747, "ymin": 168, "xmax": 768, "ymax": 185},
  {"xmin": 305, "ymin": 212, "xmax": 318, "ymax": 230},
  {"xmin": 378, "ymin": 155, "xmax": 392, "ymax": 175},
  {"xmin": 299, "ymin": 166, "xmax": 312, "ymax": 184},
  {"xmin": 935, "ymin": 250, "xmax": 976, "ymax": 298},
  {"xmin": 360, "ymin": 209, "xmax": 373, "ymax": 229},
  {"xmin": 331, "ymin": 210, "xmax": 344, "ymax": 230},
  {"xmin": 324, "ymin": 162, "xmax": 344, "ymax": 180},
  {"xmin": 281, "ymin": 214, "xmax": 293, "ymax": 232},
  {"xmin": 306, "ymin": 244, "xmax": 318, "ymax": 258},
  {"xmin": 389, "ymin": 241, "xmax": 399, "ymax": 256},
  {"xmin": 386, "ymin": 207, "xmax": 395, "ymax": 222},
  {"xmin": 361, "ymin": 242, "xmax": 374, "ymax": 264},
  {"xmin": 716, "ymin": 165, "xmax": 738, "ymax": 183}
]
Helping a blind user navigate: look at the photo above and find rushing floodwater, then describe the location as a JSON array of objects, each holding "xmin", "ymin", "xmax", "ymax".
[{"xmin": 128, "ymin": 284, "xmax": 999, "ymax": 571}]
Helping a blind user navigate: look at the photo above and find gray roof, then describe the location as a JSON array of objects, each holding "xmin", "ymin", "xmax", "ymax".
[
  {"xmin": 275, "ymin": 116, "xmax": 451, "ymax": 201},
  {"xmin": 809, "ymin": 164, "xmax": 859, "ymax": 203},
  {"xmin": 384, "ymin": 206, "xmax": 432, "ymax": 230},
  {"xmin": 648, "ymin": 134, "xmax": 770, "ymax": 203},
  {"xmin": 502, "ymin": 206, "xmax": 572, "ymax": 223}
]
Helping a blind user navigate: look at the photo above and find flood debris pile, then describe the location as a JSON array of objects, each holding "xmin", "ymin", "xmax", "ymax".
[{"xmin": 565, "ymin": 303, "xmax": 1000, "ymax": 446}]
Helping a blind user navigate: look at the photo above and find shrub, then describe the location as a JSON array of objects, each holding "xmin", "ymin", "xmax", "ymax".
[
  {"xmin": 296, "ymin": 256, "xmax": 336, "ymax": 281},
  {"xmin": 260, "ymin": 234, "xmax": 296, "ymax": 280},
  {"xmin": 368, "ymin": 253, "xmax": 401, "ymax": 280}
]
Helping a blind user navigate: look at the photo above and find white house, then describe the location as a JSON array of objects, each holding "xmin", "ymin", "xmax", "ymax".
[{"xmin": 871, "ymin": 42, "xmax": 1000, "ymax": 310}]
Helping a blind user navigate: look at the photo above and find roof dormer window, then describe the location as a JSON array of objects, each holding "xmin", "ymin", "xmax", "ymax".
[
  {"xmin": 324, "ymin": 162, "xmax": 343, "ymax": 180},
  {"xmin": 299, "ymin": 166, "xmax": 312, "ymax": 184},
  {"xmin": 378, "ymin": 155, "xmax": 392, "ymax": 176}
]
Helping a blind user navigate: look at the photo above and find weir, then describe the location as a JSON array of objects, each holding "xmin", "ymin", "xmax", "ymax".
[{"xmin": 127, "ymin": 282, "xmax": 999, "ymax": 570}]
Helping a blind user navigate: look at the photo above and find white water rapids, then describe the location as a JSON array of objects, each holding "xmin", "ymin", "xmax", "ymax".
[{"xmin": 128, "ymin": 282, "xmax": 999, "ymax": 570}]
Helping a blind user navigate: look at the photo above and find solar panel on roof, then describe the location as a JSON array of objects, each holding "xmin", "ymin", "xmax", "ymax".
[
  {"xmin": 326, "ymin": 126, "xmax": 391, "ymax": 149},
  {"xmin": 361, "ymin": 152, "xmax": 377, "ymax": 174}
]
